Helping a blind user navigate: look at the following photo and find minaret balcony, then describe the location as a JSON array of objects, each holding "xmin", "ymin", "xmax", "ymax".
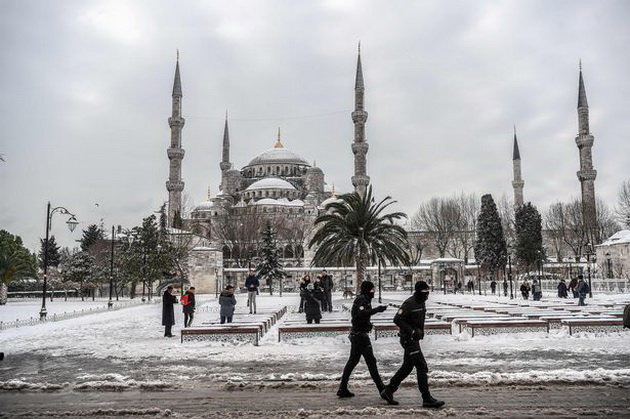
[
  {"xmin": 351, "ymin": 110, "xmax": 368, "ymax": 123},
  {"xmin": 351, "ymin": 142, "xmax": 369, "ymax": 154},
  {"xmin": 166, "ymin": 180, "xmax": 185, "ymax": 192},
  {"xmin": 577, "ymin": 169, "xmax": 597, "ymax": 182},
  {"xmin": 352, "ymin": 175, "xmax": 370, "ymax": 187},
  {"xmin": 512, "ymin": 180, "xmax": 524, "ymax": 189},
  {"xmin": 575, "ymin": 134, "xmax": 594, "ymax": 148},
  {"xmin": 168, "ymin": 116, "xmax": 186, "ymax": 128},
  {"xmin": 167, "ymin": 148, "xmax": 185, "ymax": 159}
]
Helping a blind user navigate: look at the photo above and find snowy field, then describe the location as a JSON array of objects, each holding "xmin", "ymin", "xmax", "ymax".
[{"xmin": 0, "ymin": 291, "xmax": 628, "ymax": 394}]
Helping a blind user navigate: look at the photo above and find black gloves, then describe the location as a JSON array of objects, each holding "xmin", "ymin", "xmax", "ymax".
[
  {"xmin": 375, "ymin": 305, "xmax": 388, "ymax": 313},
  {"xmin": 412, "ymin": 328, "xmax": 424, "ymax": 340}
]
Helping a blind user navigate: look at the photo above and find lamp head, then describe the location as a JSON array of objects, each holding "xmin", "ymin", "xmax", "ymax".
[{"xmin": 66, "ymin": 216, "xmax": 79, "ymax": 232}]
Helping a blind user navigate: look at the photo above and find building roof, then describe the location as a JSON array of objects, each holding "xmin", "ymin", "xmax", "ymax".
[
  {"xmin": 193, "ymin": 200, "xmax": 214, "ymax": 211},
  {"xmin": 599, "ymin": 230, "xmax": 630, "ymax": 246},
  {"xmin": 246, "ymin": 146, "xmax": 310, "ymax": 167},
  {"xmin": 251, "ymin": 198, "xmax": 304, "ymax": 207},
  {"xmin": 245, "ymin": 177, "xmax": 297, "ymax": 191}
]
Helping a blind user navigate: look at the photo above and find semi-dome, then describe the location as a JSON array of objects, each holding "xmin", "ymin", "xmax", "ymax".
[{"xmin": 246, "ymin": 177, "xmax": 297, "ymax": 191}]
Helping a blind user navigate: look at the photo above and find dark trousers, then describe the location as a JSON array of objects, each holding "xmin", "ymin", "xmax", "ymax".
[
  {"xmin": 339, "ymin": 332, "xmax": 383, "ymax": 392},
  {"xmin": 164, "ymin": 324, "xmax": 173, "ymax": 337},
  {"xmin": 325, "ymin": 290, "xmax": 333, "ymax": 311},
  {"xmin": 306, "ymin": 317, "xmax": 320, "ymax": 324},
  {"xmin": 299, "ymin": 296, "xmax": 305, "ymax": 312},
  {"xmin": 220, "ymin": 316, "xmax": 233, "ymax": 324},
  {"xmin": 184, "ymin": 312, "xmax": 194, "ymax": 327},
  {"xmin": 388, "ymin": 338, "xmax": 431, "ymax": 399}
]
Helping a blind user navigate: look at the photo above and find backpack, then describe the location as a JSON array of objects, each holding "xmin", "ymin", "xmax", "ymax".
[
  {"xmin": 181, "ymin": 294, "xmax": 190, "ymax": 306},
  {"xmin": 623, "ymin": 304, "xmax": 630, "ymax": 329}
]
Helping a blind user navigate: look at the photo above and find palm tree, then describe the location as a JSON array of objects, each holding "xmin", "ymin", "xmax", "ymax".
[
  {"xmin": 309, "ymin": 186, "xmax": 410, "ymax": 292},
  {"xmin": 0, "ymin": 249, "xmax": 37, "ymax": 305}
]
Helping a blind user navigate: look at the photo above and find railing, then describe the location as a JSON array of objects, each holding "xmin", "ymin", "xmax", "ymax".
[{"xmin": 0, "ymin": 299, "xmax": 160, "ymax": 330}]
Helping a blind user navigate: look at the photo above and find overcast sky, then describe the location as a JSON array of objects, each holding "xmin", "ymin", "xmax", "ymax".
[{"xmin": 1, "ymin": 0, "xmax": 629, "ymax": 251}]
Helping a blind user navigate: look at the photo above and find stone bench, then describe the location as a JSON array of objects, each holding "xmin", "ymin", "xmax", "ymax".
[
  {"xmin": 278, "ymin": 323, "xmax": 351, "ymax": 342},
  {"xmin": 561, "ymin": 318, "xmax": 625, "ymax": 335},
  {"xmin": 465, "ymin": 320, "xmax": 549, "ymax": 337},
  {"xmin": 373, "ymin": 322, "xmax": 451, "ymax": 340},
  {"xmin": 453, "ymin": 317, "xmax": 517, "ymax": 333},
  {"xmin": 181, "ymin": 325, "xmax": 262, "ymax": 345}
]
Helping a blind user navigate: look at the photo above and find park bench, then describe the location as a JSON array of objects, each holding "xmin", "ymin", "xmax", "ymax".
[
  {"xmin": 373, "ymin": 322, "xmax": 451, "ymax": 340},
  {"xmin": 181, "ymin": 324, "xmax": 262, "ymax": 345},
  {"xmin": 278, "ymin": 322, "xmax": 351, "ymax": 342},
  {"xmin": 561, "ymin": 318, "xmax": 626, "ymax": 335},
  {"xmin": 452, "ymin": 317, "xmax": 517, "ymax": 333},
  {"xmin": 464, "ymin": 320, "xmax": 549, "ymax": 337}
]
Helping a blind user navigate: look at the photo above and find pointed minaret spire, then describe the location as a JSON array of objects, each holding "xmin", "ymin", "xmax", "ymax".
[
  {"xmin": 166, "ymin": 55, "xmax": 185, "ymax": 227},
  {"xmin": 575, "ymin": 63, "xmax": 598, "ymax": 243},
  {"xmin": 351, "ymin": 44, "xmax": 369, "ymax": 197},
  {"xmin": 207, "ymin": 186, "xmax": 212, "ymax": 200},
  {"xmin": 274, "ymin": 127, "xmax": 284, "ymax": 148},
  {"xmin": 511, "ymin": 126, "xmax": 524, "ymax": 208},
  {"xmin": 220, "ymin": 110, "xmax": 231, "ymax": 172}
]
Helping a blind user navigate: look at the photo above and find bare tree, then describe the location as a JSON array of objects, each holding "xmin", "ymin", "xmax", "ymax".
[
  {"xmin": 544, "ymin": 202, "xmax": 568, "ymax": 262},
  {"xmin": 615, "ymin": 179, "xmax": 630, "ymax": 228},
  {"xmin": 412, "ymin": 197, "xmax": 460, "ymax": 258},
  {"xmin": 276, "ymin": 217, "xmax": 312, "ymax": 266},
  {"xmin": 496, "ymin": 193, "xmax": 515, "ymax": 244},
  {"xmin": 213, "ymin": 212, "xmax": 263, "ymax": 267},
  {"xmin": 450, "ymin": 193, "xmax": 478, "ymax": 263},
  {"xmin": 595, "ymin": 197, "xmax": 621, "ymax": 243}
]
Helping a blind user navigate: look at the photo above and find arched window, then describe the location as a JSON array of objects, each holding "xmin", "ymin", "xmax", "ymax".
[{"xmin": 222, "ymin": 245, "xmax": 231, "ymax": 260}]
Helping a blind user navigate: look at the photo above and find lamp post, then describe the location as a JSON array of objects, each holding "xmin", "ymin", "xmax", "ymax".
[
  {"xmin": 605, "ymin": 252, "xmax": 612, "ymax": 279},
  {"xmin": 40, "ymin": 202, "xmax": 78, "ymax": 320},
  {"xmin": 377, "ymin": 259, "xmax": 382, "ymax": 304},
  {"xmin": 477, "ymin": 261, "xmax": 482, "ymax": 296},
  {"xmin": 585, "ymin": 243, "xmax": 594, "ymax": 298},
  {"xmin": 108, "ymin": 225, "xmax": 115, "ymax": 309},
  {"xmin": 507, "ymin": 243, "xmax": 514, "ymax": 299}
]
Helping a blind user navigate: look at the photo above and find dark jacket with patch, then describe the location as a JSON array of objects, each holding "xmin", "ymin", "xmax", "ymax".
[
  {"xmin": 393, "ymin": 295, "xmax": 426, "ymax": 340},
  {"xmin": 351, "ymin": 293, "xmax": 379, "ymax": 333}
]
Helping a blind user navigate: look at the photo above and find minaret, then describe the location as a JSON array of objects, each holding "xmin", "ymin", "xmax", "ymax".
[
  {"xmin": 351, "ymin": 43, "xmax": 369, "ymax": 197},
  {"xmin": 220, "ymin": 111, "xmax": 231, "ymax": 172},
  {"xmin": 511, "ymin": 126, "xmax": 524, "ymax": 208},
  {"xmin": 166, "ymin": 53, "xmax": 185, "ymax": 227},
  {"xmin": 575, "ymin": 62, "xmax": 598, "ymax": 243}
]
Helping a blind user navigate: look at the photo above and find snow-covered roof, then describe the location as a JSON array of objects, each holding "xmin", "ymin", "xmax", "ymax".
[
  {"xmin": 246, "ymin": 147, "xmax": 310, "ymax": 167},
  {"xmin": 599, "ymin": 230, "xmax": 630, "ymax": 246},
  {"xmin": 251, "ymin": 198, "xmax": 304, "ymax": 207},
  {"xmin": 245, "ymin": 177, "xmax": 297, "ymax": 191},
  {"xmin": 193, "ymin": 200, "xmax": 214, "ymax": 211}
]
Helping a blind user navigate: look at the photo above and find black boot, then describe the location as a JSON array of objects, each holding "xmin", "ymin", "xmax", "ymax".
[
  {"xmin": 380, "ymin": 385, "xmax": 399, "ymax": 405},
  {"xmin": 422, "ymin": 396, "xmax": 445, "ymax": 408},
  {"xmin": 337, "ymin": 387, "xmax": 355, "ymax": 398}
]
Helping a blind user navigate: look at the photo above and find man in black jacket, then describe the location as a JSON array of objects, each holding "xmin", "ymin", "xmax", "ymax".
[
  {"xmin": 162, "ymin": 286, "xmax": 178, "ymax": 337},
  {"xmin": 380, "ymin": 281, "xmax": 444, "ymax": 408},
  {"xmin": 244, "ymin": 270, "xmax": 259, "ymax": 314},
  {"xmin": 320, "ymin": 270, "xmax": 334, "ymax": 312},
  {"xmin": 337, "ymin": 280, "xmax": 388, "ymax": 398}
]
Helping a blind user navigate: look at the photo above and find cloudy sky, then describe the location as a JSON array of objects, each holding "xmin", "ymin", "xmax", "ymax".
[{"xmin": 1, "ymin": 0, "xmax": 629, "ymax": 251}]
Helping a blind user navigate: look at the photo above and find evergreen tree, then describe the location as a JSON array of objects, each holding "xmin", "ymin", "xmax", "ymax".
[
  {"xmin": 39, "ymin": 235, "xmax": 61, "ymax": 269},
  {"xmin": 80, "ymin": 224, "xmax": 104, "ymax": 252},
  {"xmin": 159, "ymin": 203, "xmax": 168, "ymax": 238},
  {"xmin": 62, "ymin": 250, "xmax": 94, "ymax": 301},
  {"xmin": 515, "ymin": 202, "xmax": 546, "ymax": 274},
  {"xmin": 0, "ymin": 230, "xmax": 38, "ymax": 304},
  {"xmin": 474, "ymin": 194, "xmax": 507, "ymax": 281},
  {"xmin": 257, "ymin": 223, "xmax": 285, "ymax": 296}
]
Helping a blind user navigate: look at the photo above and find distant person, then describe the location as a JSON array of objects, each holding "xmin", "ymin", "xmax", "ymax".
[
  {"xmin": 520, "ymin": 280, "xmax": 530, "ymax": 300},
  {"xmin": 245, "ymin": 270, "xmax": 259, "ymax": 314},
  {"xmin": 532, "ymin": 280, "xmax": 542, "ymax": 301},
  {"xmin": 337, "ymin": 280, "xmax": 388, "ymax": 399},
  {"xmin": 577, "ymin": 276, "xmax": 590, "ymax": 306},
  {"xmin": 490, "ymin": 280, "xmax": 497, "ymax": 295},
  {"xmin": 569, "ymin": 277, "xmax": 579, "ymax": 298},
  {"xmin": 298, "ymin": 273, "xmax": 311, "ymax": 313},
  {"xmin": 456, "ymin": 281, "xmax": 463, "ymax": 294},
  {"xmin": 219, "ymin": 285, "xmax": 237, "ymax": 324},
  {"xmin": 182, "ymin": 287, "xmax": 196, "ymax": 327},
  {"xmin": 503, "ymin": 279, "xmax": 509, "ymax": 297},
  {"xmin": 162, "ymin": 285, "xmax": 178, "ymax": 338},
  {"xmin": 380, "ymin": 281, "xmax": 444, "ymax": 408},
  {"xmin": 467, "ymin": 279, "xmax": 475, "ymax": 293},
  {"xmin": 557, "ymin": 279, "xmax": 568, "ymax": 298},
  {"xmin": 301, "ymin": 283, "xmax": 323, "ymax": 324},
  {"xmin": 320, "ymin": 270, "xmax": 334, "ymax": 312}
]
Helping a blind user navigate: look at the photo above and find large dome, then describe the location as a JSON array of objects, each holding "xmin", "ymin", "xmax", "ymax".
[{"xmin": 247, "ymin": 147, "xmax": 310, "ymax": 167}]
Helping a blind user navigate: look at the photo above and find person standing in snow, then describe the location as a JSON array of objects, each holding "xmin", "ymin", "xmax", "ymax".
[
  {"xmin": 520, "ymin": 280, "xmax": 530, "ymax": 300},
  {"xmin": 557, "ymin": 279, "xmax": 568, "ymax": 298},
  {"xmin": 532, "ymin": 280, "xmax": 542, "ymax": 301},
  {"xmin": 577, "ymin": 276, "xmax": 590, "ymax": 306},
  {"xmin": 182, "ymin": 287, "xmax": 196, "ymax": 327},
  {"xmin": 320, "ymin": 269, "xmax": 334, "ymax": 312},
  {"xmin": 569, "ymin": 277, "xmax": 579, "ymax": 298},
  {"xmin": 219, "ymin": 285, "xmax": 237, "ymax": 324},
  {"xmin": 302, "ymin": 282, "xmax": 323, "ymax": 324},
  {"xmin": 162, "ymin": 285, "xmax": 178, "ymax": 337},
  {"xmin": 298, "ymin": 273, "xmax": 311, "ymax": 313},
  {"xmin": 245, "ymin": 270, "xmax": 259, "ymax": 314},
  {"xmin": 490, "ymin": 280, "xmax": 497, "ymax": 294},
  {"xmin": 380, "ymin": 281, "xmax": 444, "ymax": 408},
  {"xmin": 337, "ymin": 280, "xmax": 388, "ymax": 399},
  {"xmin": 503, "ymin": 279, "xmax": 509, "ymax": 297}
]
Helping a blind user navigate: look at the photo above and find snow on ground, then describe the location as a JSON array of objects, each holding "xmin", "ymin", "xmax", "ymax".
[{"xmin": 0, "ymin": 292, "xmax": 628, "ymax": 392}]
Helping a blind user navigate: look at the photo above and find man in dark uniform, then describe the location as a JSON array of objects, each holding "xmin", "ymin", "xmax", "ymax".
[
  {"xmin": 320, "ymin": 270, "xmax": 334, "ymax": 312},
  {"xmin": 337, "ymin": 280, "xmax": 388, "ymax": 398},
  {"xmin": 380, "ymin": 281, "xmax": 444, "ymax": 408}
]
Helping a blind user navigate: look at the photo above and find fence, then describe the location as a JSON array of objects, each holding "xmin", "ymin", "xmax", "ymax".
[{"xmin": 0, "ymin": 299, "xmax": 160, "ymax": 331}]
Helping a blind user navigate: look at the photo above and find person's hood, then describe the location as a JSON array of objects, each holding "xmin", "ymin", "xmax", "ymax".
[
  {"xmin": 360, "ymin": 281, "xmax": 375, "ymax": 300},
  {"xmin": 220, "ymin": 290, "xmax": 233, "ymax": 297}
]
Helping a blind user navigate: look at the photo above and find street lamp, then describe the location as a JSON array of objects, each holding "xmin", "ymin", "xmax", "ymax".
[
  {"xmin": 507, "ymin": 243, "xmax": 514, "ymax": 299},
  {"xmin": 377, "ymin": 259, "xmax": 382, "ymax": 304},
  {"xmin": 40, "ymin": 202, "xmax": 78, "ymax": 320},
  {"xmin": 605, "ymin": 252, "xmax": 612, "ymax": 279},
  {"xmin": 585, "ymin": 243, "xmax": 594, "ymax": 298},
  {"xmin": 108, "ymin": 225, "xmax": 116, "ymax": 309}
]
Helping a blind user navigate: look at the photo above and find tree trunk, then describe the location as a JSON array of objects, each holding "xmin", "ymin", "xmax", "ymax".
[
  {"xmin": 355, "ymin": 247, "xmax": 367, "ymax": 294},
  {"xmin": 0, "ymin": 283, "xmax": 8, "ymax": 305}
]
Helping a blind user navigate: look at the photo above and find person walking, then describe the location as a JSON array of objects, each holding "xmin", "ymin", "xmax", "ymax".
[
  {"xmin": 219, "ymin": 285, "xmax": 237, "ymax": 323},
  {"xmin": 569, "ymin": 277, "xmax": 579, "ymax": 298},
  {"xmin": 380, "ymin": 281, "xmax": 444, "ymax": 408},
  {"xmin": 162, "ymin": 285, "xmax": 178, "ymax": 337},
  {"xmin": 490, "ymin": 280, "xmax": 497, "ymax": 295},
  {"xmin": 520, "ymin": 280, "xmax": 530, "ymax": 300},
  {"xmin": 245, "ymin": 270, "xmax": 259, "ymax": 314},
  {"xmin": 182, "ymin": 287, "xmax": 196, "ymax": 327},
  {"xmin": 503, "ymin": 279, "xmax": 508, "ymax": 297},
  {"xmin": 577, "ymin": 276, "xmax": 590, "ymax": 306},
  {"xmin": 302, "ymin": 283, "xmax": 323, "ymax": 324},
  {"xmin": 557, "ymin": 279, "xmax": 568, "ymax": 298},
  {"xmin": 337, "ymin": 280, "xmax": 388, "ymax": 399},
  {"xmin": 320, "ymin": 270, "xmax": 334, "ymax": 312},
  {"xmin": 298, "ymin": 273, "xmax": 311, "ymax": 313},
  {"xmin": 532, "ymin": 280, "xmax": 542, "ymax": 301}
]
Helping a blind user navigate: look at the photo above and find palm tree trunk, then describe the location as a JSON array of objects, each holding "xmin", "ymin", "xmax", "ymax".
[
  {"xmin": 0, "ymin": 283, "xmax": 8, "ymax": 305},
  {"xmin": 355, "ymin": 247, "xmax": 367, "ymax": 294}
]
